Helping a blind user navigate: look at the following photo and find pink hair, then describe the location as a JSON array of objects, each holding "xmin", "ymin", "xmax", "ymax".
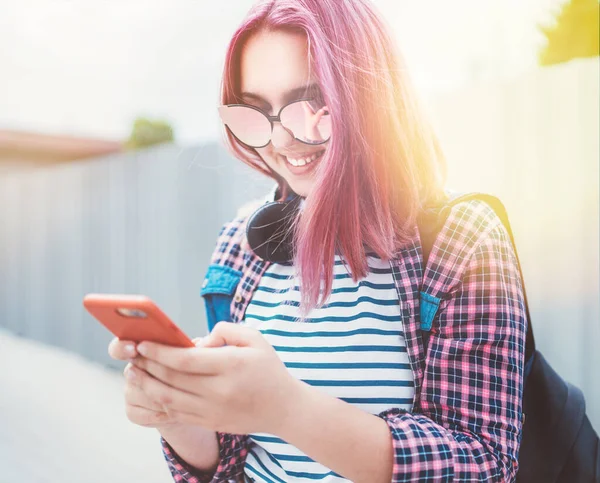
[{"xmin": 220, "ymin": 0, "xmax": 447, "ymax": 314}]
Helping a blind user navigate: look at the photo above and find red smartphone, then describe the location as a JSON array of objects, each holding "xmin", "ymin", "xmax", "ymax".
[{"xmin": 83, "ymin": 294, "xmax": 194, "ymax": 348}]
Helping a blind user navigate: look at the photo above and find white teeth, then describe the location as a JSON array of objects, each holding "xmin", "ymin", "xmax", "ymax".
[{"xmin": 285, "ymin": 150, "xmax": 323, "ymax": 167}]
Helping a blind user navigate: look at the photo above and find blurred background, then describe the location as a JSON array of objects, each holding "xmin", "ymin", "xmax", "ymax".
[{"xmin": 0, "ymin": 0, "xmax": 598, "ymax": 482}]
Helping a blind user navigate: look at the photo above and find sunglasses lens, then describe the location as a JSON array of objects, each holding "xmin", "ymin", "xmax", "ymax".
[
  {"xmin": 280, "ymin": 100, "xmax": 331, "ymax": 144},
  {"xmin": 218, "ymin": 105, "xmax": 271, "ymax": 147}
]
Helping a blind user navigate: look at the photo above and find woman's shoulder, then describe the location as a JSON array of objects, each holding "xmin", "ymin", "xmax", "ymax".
[
  {"xmin": 420, "ymin": 196, "xmax": 521, "ymax": 304},
  {"xmin": 438, "ymin": 196, "xmax": 512, "ymax": 262},
  {"xmin": 210, "ymin": 213, "xmax": 252, "ymax": 267},
  {"xmin": 445, "ymin": 197, "xmax": 503, "ymax": 235}
]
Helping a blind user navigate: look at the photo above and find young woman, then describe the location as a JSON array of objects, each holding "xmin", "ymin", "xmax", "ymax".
[{"xmin": 109, "ymin": 1, "xmax": 527, "ymax": 481}]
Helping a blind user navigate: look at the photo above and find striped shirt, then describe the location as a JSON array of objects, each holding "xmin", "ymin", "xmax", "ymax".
[{"xmin": 241, "ymin": 255, "xmax": 415, "ymax": 482}]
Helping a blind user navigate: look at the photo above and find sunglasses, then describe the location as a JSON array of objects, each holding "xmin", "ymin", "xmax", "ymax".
[{"xmin": 218, "ymin": 97, "xmax": 331, "ymax": 148}]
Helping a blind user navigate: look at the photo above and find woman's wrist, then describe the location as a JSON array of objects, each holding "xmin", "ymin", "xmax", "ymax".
[
  {"xmin": 267, "ymin": 378, "xmax": 394, "ymax": 483},
  {"xmin": 156, "ymin": 421, "xmax": 189, "ymax": 437},
  {"xmin": 268, "ymin": 377, "xmax": 316, "ymax": 438},
  {"xmin": 158, "ymin": 423, "xmax": 220, "ymax": 473}
]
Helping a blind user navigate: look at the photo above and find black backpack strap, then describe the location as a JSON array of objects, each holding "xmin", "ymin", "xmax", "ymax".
[{"xmin": 417, "ymin": 192, "xmax": 535, "ymax": 365}]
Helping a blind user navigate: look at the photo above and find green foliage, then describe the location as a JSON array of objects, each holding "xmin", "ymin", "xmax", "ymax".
[
  {"xmin": 538, "ymin": 0, "xmax": 600, "ymax": 66},
  {"xmin": 125, "ymin": 117, "xmax": 175, "ymax": 150}
]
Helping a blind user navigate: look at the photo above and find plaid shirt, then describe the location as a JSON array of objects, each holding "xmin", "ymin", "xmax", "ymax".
[{"xmin": 162, "ymin": 199, "xmax": 527, "ymax": 482}]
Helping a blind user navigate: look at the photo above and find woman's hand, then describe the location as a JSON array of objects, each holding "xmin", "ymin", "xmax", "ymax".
[
  {"xmin": 127, "ymin": 322, "xmax": 302, "ymax": 436},
  {"xmin": 301, "ymin": 101, "xmax": 329, "ymax": 142},
  {"xmin": 109, "ymin": 338, "xmax": 224, "ymax": 472},
  {"xmin": 108, "ymin": 338, "xmax": 186, "ymax": 429}
]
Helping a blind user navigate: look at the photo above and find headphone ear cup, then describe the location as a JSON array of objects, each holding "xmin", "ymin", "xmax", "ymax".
[{"xmin": 246, "ymin": 197, "xmax": 300, "ymax": 264}]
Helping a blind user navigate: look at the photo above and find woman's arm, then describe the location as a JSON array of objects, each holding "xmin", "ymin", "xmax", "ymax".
[
  {"xmin": 275, "ymin": 378, "xmax": 395, "ymax": 483},
  {"xmin": 159, "ymin": 425, "xmax": 219, "ymax": 475}
]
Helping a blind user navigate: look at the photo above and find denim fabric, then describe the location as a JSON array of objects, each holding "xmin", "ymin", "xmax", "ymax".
[
  {"xmin": 419, "ymin": 291, "xmax": 441, "ymax": 331},
  {"xmin": 200, "ymin": 264, "xmax": 242, "ymax": 332}
]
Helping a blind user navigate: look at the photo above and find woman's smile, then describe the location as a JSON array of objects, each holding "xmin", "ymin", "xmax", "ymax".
[{"xmin": 280, "ymin": 148, "xmax": 325, "ymax": 175}]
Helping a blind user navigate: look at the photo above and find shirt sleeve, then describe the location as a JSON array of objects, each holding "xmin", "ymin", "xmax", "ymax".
[
  {"xmin": 378, "ymin": 221, "xmax": 527, "ymax": 482},
  {"xmin": 161, "ymin": 432, "xmax": 250, "ymax": 483}
]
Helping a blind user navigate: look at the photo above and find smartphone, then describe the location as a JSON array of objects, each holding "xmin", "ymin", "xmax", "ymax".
[{"xmin": 83, "ymin": 294, "xmax": 194, "ymax": 348}]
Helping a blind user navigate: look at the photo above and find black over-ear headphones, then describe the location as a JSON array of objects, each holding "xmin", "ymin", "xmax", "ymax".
[{"xmin": 245, "ymin": 190, "xmax": 302, "ymax": 265}]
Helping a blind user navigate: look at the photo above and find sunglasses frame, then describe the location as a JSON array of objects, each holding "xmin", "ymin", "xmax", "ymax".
[{"xmin": 219, "ymin": 97, "xmax": 331, "ymax": 149}]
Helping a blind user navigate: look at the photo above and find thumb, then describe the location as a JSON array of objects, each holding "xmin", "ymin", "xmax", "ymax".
[
  {"xmin": 191, "ymin": 337, "xmax": 205, "ymax": 347},
  {"xmin": 203, "ymin": 321, "xmax": 261, "ymax": 348}
]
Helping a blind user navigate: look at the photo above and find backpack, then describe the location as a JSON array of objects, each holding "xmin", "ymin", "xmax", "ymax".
[{"xmin": 418, "ymin": 192, "xmax": 600, "ymax": 483}]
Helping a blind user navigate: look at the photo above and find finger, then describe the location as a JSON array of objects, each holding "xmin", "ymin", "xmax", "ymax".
[
  {"xmin": 129, "ymin": 356, "xmax": 158, "ymax": 374},
  {"xmin": 124, "ymin": 378, "xmax": 165, "ymax": 412},
  {"xmin": 161, "ymin": 408, "xmax": 206, "ymax": 427},
  {"xmin": 203, "ymin": 321, "xmax": 261, "ymax": 348},
  {"xmin": 125, "ymin": 363, "xmax": 195, "ymax": 417},
  {"xmin": 136, "ymin": 342, "xmax": 235, "ymax": 374},
  {"xmin": 123, "ymin": 364, "xmax": 164, "ymax": 411},
  {"xmin": 314, "ymin": 107, "xmax": 328, "ymax": 123},
  {"xmin": 124, "ymin": 404, "xmax": 171, "ymax": 427},
  {"xmin": 132, "ymin": 356, "xmax": 207, "ymax": 396},
  {"xmin": 109, "ymin": 338, "xmax": 137, "ymax": 360},
  {"xmin": 125, "ymin": 364, "xmax": 206, "ymax": 414}
]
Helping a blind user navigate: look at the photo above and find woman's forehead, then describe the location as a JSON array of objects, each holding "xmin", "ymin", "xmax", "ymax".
[{"xmin": 239, "ymin": 29, "xmax": 315, "ymax": 105}]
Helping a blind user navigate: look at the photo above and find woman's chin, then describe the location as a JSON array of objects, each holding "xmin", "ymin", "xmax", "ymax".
[{"xmin": 286, "ymin": 178, "xmax": 314, "ymax": 198}]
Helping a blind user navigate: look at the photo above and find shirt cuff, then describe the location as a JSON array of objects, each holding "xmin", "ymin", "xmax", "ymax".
[
  {"xmin": 161, "ymin": 436, "xmax": 216, "ymax": 483},
  {"xmin": 161, "ymin": 432, "xmax": 249, "ymax": 483}
]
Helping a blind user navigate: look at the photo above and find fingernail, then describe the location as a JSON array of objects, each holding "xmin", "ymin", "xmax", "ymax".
[
  {"xmin": 124, "ymin": 344, "xmax": 136, "ymax": 356},
  {"xmin": 137, "ymin": 343, "xmax": 148, "ymax": 356}
]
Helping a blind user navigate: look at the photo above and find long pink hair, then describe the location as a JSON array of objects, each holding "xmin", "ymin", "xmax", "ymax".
[{"xmin": 220, "ymin": 0, "xmax": 447, "ymax": 314}]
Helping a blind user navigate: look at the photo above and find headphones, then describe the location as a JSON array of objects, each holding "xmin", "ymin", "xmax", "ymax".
[{"xmin": 245, "ymin": 188, "xmax": 302, "ymax": 265}]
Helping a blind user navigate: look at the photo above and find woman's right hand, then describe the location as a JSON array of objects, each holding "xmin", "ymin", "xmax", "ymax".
[
  {"xmin": 108, "ymin": 337, "xmax": 221, "ymax": 472},
  {"xmin": 108, "ymin": 338, "xmax": 178, "ymax": 429}
]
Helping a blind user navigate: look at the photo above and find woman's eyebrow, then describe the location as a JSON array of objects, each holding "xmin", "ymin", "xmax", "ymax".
[{"xmin": 240, "ymin": 83, "xmax": 320, "ymax": 105}]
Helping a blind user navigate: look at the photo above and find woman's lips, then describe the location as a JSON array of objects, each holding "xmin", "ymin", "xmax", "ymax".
[{"xmin": 282, "ymin": 149, "xmax": 325, "ymax": 175}]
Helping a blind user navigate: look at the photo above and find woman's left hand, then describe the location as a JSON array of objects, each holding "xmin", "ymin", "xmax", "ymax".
[{"xmin": 128, "ymin": 321, "xmax": 302, "ymax": 435}]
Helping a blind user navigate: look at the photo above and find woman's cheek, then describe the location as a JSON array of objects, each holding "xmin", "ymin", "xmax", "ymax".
[{"xmin": 257, "ymin": 150, "xmax": 279, "ymax": 172}]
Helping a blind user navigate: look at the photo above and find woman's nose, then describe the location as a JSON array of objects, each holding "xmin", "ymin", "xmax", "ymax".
[{"xmin": 271, "ymin": 121, "xmax": 295, "ymax": 149}]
